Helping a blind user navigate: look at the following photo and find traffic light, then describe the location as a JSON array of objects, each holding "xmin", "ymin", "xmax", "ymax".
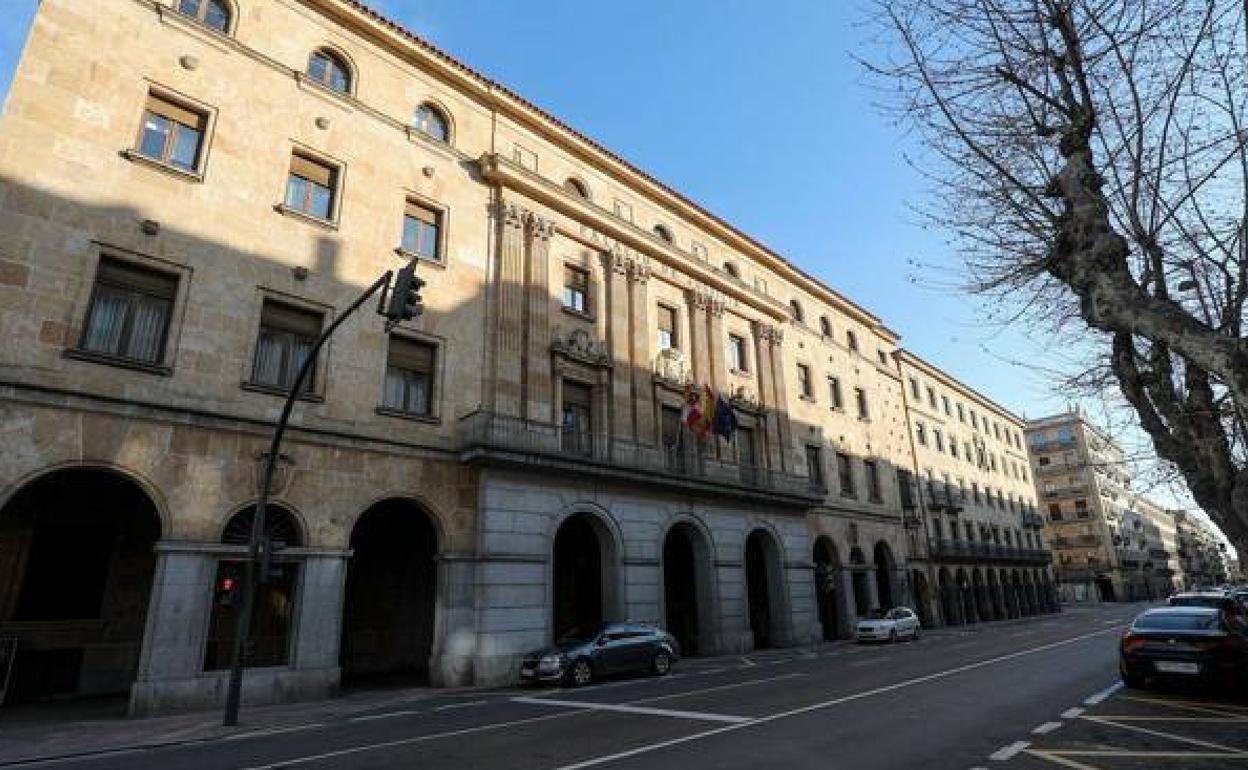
[
  {"xmin": 215, "ymin": 569, "xmax": 242, "ymax": 608},
  {"xmin": 384, "ymin": 263, "xmax": 425, "ymax": 323}
]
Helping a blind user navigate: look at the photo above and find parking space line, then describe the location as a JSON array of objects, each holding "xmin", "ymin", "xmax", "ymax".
[
  {"xmin": 1120, "ymin": 695, "xmax": 1248, "ymax": 718},
  {"xmin": 1079, "ymin": 715, "xmax": 1244, "ymax": 752},
  {"xmin": 1023, "ymin": 748, "xmax": 1104, "ymax": 770},
  {"xmin": 1032, "ymin": 722, "xmax": 1062, "ymax": 735},
  {"xmin": 511, "ymin": 697, "xmax": 752, "ymax": 724},
  {"xmin": 988, "ymin": 741, "xmax": 1029, "ymax": 760},
  {"xmin": 1082, "ymin": 682, "xmax": 1122, "ymax": 705}
]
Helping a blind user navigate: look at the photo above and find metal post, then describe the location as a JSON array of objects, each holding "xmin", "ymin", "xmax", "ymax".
[{"xmin": 223, "ymin": 271, "xmax": 392, "ymax": 727}]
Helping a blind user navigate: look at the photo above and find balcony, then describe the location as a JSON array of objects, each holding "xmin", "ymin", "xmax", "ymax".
[
  {"xmin": 928, "ymin": 540, "xmax": 1052, "ymax": 565},
  {"xmin": 1029, "ymin": 437, "xmax": 1078, "ymax": 453},
  {"xmin": 923, "ymin": 482, "xmax": 965, "ymax": 514},
  {"xmin": 1022, "ymin": 512, "xmax": 1046, "ymax": 530},
  {"xmin": 455, "ymin": 410, "xmax": 822, "ymax": 506},
  {"xmin": 1042, "ymin": 483, "xmax": 1088, "ymax": 498}
]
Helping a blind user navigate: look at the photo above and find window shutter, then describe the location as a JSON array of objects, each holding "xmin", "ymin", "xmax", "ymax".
[
  {"xmin": 261, "ymin": 300, "xmax": 322, "ymax": 337},
  {"xmin": 388, "ymin": 336, "xmax": 435, "ymax": 372},
  {"xmin": 563, "ymin": 381, "xmax": 592, "ymax": 407},
  {"xmin": 405, "ymin": 201, "xmax": 439, "ymax": 226},
  {"xmin": 97, "ymin": 258, "xmax": 178, "ymax": 299},
  {"xmin": 146, "ymin": 94, "xmax": 203, "ymax": 128},
  {"xmin": 289, "ymin": 154, "xmax": 334, "ymax": 187}
]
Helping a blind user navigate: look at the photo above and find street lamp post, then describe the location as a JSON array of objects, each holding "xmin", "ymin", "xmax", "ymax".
[{"xmin": 222, "ymin": 265, "xmax": 421, "ymax": 727}]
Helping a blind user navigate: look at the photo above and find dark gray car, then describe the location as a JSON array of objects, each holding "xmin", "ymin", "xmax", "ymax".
[{"xmin": 520, "ymin": 622, "xmax": 679, "ymax": 686}]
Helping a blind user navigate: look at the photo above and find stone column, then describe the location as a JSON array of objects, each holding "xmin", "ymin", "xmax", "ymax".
[
  {"xmin": 686, "ymin": 288, "xmax": 712, "ymax": 386},
  {"xmin": 430, "ymin": 555, "xmax": 477, "ymax": 687},
  {"xmin": 524, "ymin": 216, "xmax": 555, "ymax": 424},
  {"xmin": 766, "ymin": 326, "xmax": 795, "ymax": 473},
  {"xmin": 629, "ymin": 260, "xmax": 656, "ymax": 449},
  {"xmin": 865, "ymin": 569, "xmax": 881, "ymax": 613},
  {"xmin": 605, "ymin": 250, "xmax": 635, "ymax": 444},
  {"xmin": 706, "ymin": 296, "xmax": 730, "ymax": 460},
  {"xmin": 492, "ymin": 202, "xmax": 527, "ymax": 417},
  {"xmin": 624, "ymin": 559, "xmax": 661, "ymax": 625},
  {"xmin": 290, "ymin": 552, "xmax": 350, "ymax": 678},
  {"xmin": 751, "ymin": 322, "xmax": 783, "ymax": 471},
  {"xmin": 840, "ymin": 568, "xmax": 858, "ymax": 627},
  {"xmin": 716, "ymin": 561, "xmax": 750, "ymax": 654},
  {"xmin": 130, "ymin": 544, "xmax": 217, "ymax": 716}
]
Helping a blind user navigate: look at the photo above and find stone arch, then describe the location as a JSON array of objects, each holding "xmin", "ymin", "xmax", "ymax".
[
  {"xmin": 849, "ymin": 546, "xmax": 872, "ymax": 618},
  {"xmin": 813, "ymin": 536, "xmax": 848, "ymax": 640},
  {"xmin": 549, "ymin": 505, "xmax": 625, "ymax": 641},
  {"xmin": 873, "ymin": 541, "xmax": 897, "ymax": 609},
  {"xmin": 216, "ymin": 498, "xmax": 306, "ymax": 548},
  {"xmin": 0, "ymin": 466, "xmax": 163, "ymax": 704},
  {"xmin": 660, "ymin": 514, "xmax": 716, "ymax": 656},
  {"xmin": 744, "ymin": 527, "xmax": 788, "ymax": 649},
  {"xmin": 340, "ymin": 497, "xmax": 441, "ymax": 686},
  {"xmin": 0, "ymin": 460, "xmax": 171, "ymax": 538}
]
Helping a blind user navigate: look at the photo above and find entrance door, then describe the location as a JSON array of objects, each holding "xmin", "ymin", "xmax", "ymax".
[
  {"xmin": 552, "ymin": 514, "xmax": 604, "ymax": 640},
  {"xmin": 745, "ymin": 530, "xmax": 774, "ymax": 649},
  {"xmin": 663, "ymin": 526, "xmax": 701, "ymax": 655}
]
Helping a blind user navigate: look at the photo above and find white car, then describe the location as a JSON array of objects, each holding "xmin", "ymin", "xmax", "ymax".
[{"xmin": 855, "ymin": 607, "xmax": 921, "ymax": 643}]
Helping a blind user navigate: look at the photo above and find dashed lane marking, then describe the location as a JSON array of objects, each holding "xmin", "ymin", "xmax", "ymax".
[
  {"xmin": 1082, "ymin": 681, "xmax": 1122, "ymax": 706},
  {"xmin": 510, "ymin": 697, "xmax": 752, "ymax": 724},
  {"xmin": 988, "ymin": 741, "xmax": 1029, "ymax": 761},
  {"xmin": 1032, "ymin": 722, "xmax": 1062, "ymax": 735},
  {"xmin": 1060, "ymin": 707, "xmax": 1084, "ymax": 719},
  {"xmin": 348, "ymin": 710, "xmax": 420, "ymax": 722},
  {"xmin": 433, "ymin": 700, "xmax": 489, "ymax": 712}
]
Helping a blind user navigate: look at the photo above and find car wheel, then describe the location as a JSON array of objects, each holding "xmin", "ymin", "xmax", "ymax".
[
  {"xmin": 652, "ymin": 651, "xmax": 672, "ymax": 676},
  {"xmin": 569, "ymin": 658, "xmax": 593, "ymax": 687},
  {"xmin": 888, "ymin": 630, "xmax": 898, "ymax": 644}
]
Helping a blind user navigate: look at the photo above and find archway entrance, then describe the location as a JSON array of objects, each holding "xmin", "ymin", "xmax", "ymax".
[
  {"xmin": 911, "ymin": 570, "xmax": 932, "ymax": 627},
  {"xmin": 340, "ymin": 499, "xmax": 438, "ymax": 686},
  {"xmin": 552, "ymin": 513, "xmax": 614, "ymax": 641},
  {"xmin": 939, "ymin": 568, "xmax": 959, "ymax": 626},
  {"xmin": 663, "ymin": 523, "xmax": 709, "ymax": 656},
  {"xmin": 850, "ymin": 547, "xmax": 871, "ymax": 617},
  {"xmin": 813, "ymin": 537, "xmax": 842, "ymax": 640},
  {"xmin": 745, "ymin": 529, "xmax": 782, "ymax": 649},
  {"xmin": 1095, "ymin": 576, "xmax": 1116, "ymax": 602},
  {"xmin": 874, "ymin": 542, "xmax": 895, "ymax": 609},
  {"xmin": 0, "ymin": 468, "xmax": 161, "ymax": 705},
  {"xmin": 972, "ymin": 569, "xmax": 991, "ymax": 621}
]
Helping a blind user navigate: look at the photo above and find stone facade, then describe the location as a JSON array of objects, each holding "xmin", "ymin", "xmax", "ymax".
[{"xmin": 0, "ymin": 0, "xmax": 1052, "ymax": 715}]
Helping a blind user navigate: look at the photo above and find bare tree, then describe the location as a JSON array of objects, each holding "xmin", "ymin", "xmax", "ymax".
[{"xmin": 866, "ymin": 0, "xmax": 1248, "ymax": 550}]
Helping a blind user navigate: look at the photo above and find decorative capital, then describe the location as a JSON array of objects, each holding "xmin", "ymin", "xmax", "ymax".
[
  {"xmin": 686, "ymin": 286, "xmax": 725, "ymax": 316},
  {"xmin": 755, "ymin": 322, "xmax": 784, "ymax": 344},
  {"xmin": 527, "ymin": 211, "xmax": 555, "ymax": 241},
  {"xmin": 499, "ymin": 200, "xmax": 525, "ymax": 228}
]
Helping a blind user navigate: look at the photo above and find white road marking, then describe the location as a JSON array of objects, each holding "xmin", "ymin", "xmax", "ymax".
[
  {"xmin": 222, "ymin": 722, "xmax": 328, "ymax": 740},
  {"xmin": 988, "ymin": 741, "xmax": 1030, "ymax": 761},
  {"xmin": 1061, "ymin": 707, "xmax": 1085, "ymax": 719},
  {"xmin": 348, "ymin": 710, "xmax": 420, "ymax": 723},
  {"xmin": 699, "ymin": 668, "xmax": 725, "ymax": 675},
  {"xmin": 738, "ymin": 656, "xmax": 757, "ymax": 667},
  {"xmin": 642, "ymin": 672, "xmax": 804, "ymax": 703},
  {"xmin": 1032, "ymin": 722, "xmax": 1063, "ymax": 735},
  {"xmin": 434, "ymin": 700, "xmax": 488, "ymax": 712},
  {"xmin": 511, "ymin": 697, "xmax": 752, "ymax": 724},
  {"xmin": 1083, "ymin": 681, "xmax": 1123, "ymax": 706},
  {"xmin": 547, "ymin": 625, "xmax": 1126, "ymax": 770}
]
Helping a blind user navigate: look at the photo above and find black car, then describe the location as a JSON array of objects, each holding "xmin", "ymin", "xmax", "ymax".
[
  {"xmin": 1120, "ymin": 607, "xmax": 1248, "ymax": 689},
  {"xmin": 1168, "ymin": 591, "xmax": 1248, "ymax": 620},
  {"xmin": 520, "ymin": 622, "xmax": 679, "ymax": 687}
]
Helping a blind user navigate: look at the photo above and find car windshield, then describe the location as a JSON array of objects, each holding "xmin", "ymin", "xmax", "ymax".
[
  {"xmin": 557, "ymin": 624, "xmax": 608, "ymax": 644},
  {"xmin": 1134, "ymin": 613, "xmax": 1220, "ymax": 631}
]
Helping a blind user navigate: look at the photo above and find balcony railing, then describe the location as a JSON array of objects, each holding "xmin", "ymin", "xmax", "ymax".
[
  {"xmin": 923, "ymin": 482, "xmax": 965, "ymax": 513},
  {"xmin": 1029, "ymin": 437, "xmax": 1078, "ymax": 453},
  {"xmin": 455, "ymin": 410, "xmax": 819, "ymax": 499},
  {"xmin": 1042, "ymin": 483, "xmax": 1088, "ymax": 498},
  {"xmin": 929, "ymin": 540, "xmax": 1052, "ymax": 565},
  {"xmin": 1022, "ymin": 512, "xmax": 1046, "ymax": 530}
]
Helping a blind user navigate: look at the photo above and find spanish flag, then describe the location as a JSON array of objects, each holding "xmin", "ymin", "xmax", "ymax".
[{"xmin": 682, "ymin": 384, "xmax": 715, "ymax": 439}]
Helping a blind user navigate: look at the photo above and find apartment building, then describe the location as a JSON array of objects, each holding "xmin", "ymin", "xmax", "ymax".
[
  {"xmin": 1174, "ymin": 510, "xmax": 1232, "ymax": 589},
  {"xmin": 0, "ymin": 0, "xmax": 1052, "ymax": 715}
]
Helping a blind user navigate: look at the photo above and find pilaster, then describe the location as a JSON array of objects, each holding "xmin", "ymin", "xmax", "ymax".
[
  {"xmin": 605, "ymin": 249, "xmax": 634, "ymax": 443},
  {"xmin": 493, "ymin": 202, "xmax": 527, "ymax": 417},
  {"xmin": 628, "ymin": 259, "xmax": 656, "ymax": 447},
  {"xmin": 524, "ymin": 215, "xmax": 555, "ymax": 423}
]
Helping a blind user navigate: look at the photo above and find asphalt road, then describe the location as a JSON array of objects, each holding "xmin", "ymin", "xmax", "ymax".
[{"xmin": 7, "ymin": 603, "xmax": 1150, "ymax": 770}]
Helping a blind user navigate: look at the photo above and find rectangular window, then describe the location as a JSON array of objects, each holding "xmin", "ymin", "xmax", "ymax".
[
  {"xmin": 837, "ymin": 453, "xmax": 855, "ymax": 497},
  {"xmin": 933, "ymin": 429, "xmax": 944, "ymax": 452},
  {"xmin": 950, "ymin": 441, "xmax": 959, "ymax": 459},
  {"xmin": 909, "ymin": 378, "xmax": 920, "ymax": 399},
  {"xmin": 846, "ymin": 330, "xmax": 859, "ymax": 351},
  {"xmin": 941, "ymin": 395, "xmax": 951, "ymax": 415},
  {"xmin": 806, "ymin": 445, "xmax": 824, "ymax": 489},
  {"xmin": 1075, "ymin": 499, "xmax": 1089, "ymax": 518},
  {"xmin": 727, "ymin": 333, "xmax": 748, "ymax": 372},
  {"xmin": 512, "ymin": 143, "xmax": 538, "ymax": 171},
  {"xmin": 661, "ymin": 405, "xmax": 682, "ymax": 448},
  {"xmin": 737, "ymin": 425, "xmax": 757, "ymax": 468},
  {"xmin": 80, "ymin": 258, "xmax": 178, "ymax": 364},
  {"xmin": 561, "ymin": 381, "xmax": 593, "ymax": 456},
  {"xmin": 401, "ymin": 200, "xmax": 442, "ymax": 262},
  {"xmin": 285, "ymin": 153, "xmax": 337, "ymax": 220},
  {"xmin": 957, "ymin": 403, "xmax": 965, "ymax": 422},
  {"xmin": 855, "ymin": 387, "xmax": 869, "ymax": 419},
  {"xmin": 563, "ymin": 265, "xmax": 589, "ymax": 314},
  {"xmin": 251, "ymin": 300, "xmax": 322, "ymax": 392},
  {"xmin": 827, "ymin": 376, "xmax": 843, "ymax": 409},
  {"xmin": 382, "ymin": 336, "xmax": 435, "ymax": 415},
  {"xmin": 865, "ymin": 459, "xmax": 882, "ymax": 502},
  {"xmin": 916, "ymin": 422, "xmax": 927, "ymax": 446},
  {"xmin": 657, "ymin": 304, "xmax": 677, "ymax": 351},
  {"xmin": 138, "ymin": 93, "xmax": 205, "ymax": 172},
  {"xmin": 877, "ymin": 350, "xmax": 888, "ymax": 366},
  {"xmin": 926, "ymin": 386, "xmax": 936, "ymax": 409},
  {"xmin": 797, "ymin": 363, "xmax": 813, "ymax": 399},
  {"xmin": 613, "ymin": 199, "xmax": 633, "ymax": 222}
]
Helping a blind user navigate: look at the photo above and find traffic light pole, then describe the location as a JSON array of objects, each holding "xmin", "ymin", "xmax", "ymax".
[{"xmin": 223, "ymin": 270, "xmax": 393, "ymax": 727}]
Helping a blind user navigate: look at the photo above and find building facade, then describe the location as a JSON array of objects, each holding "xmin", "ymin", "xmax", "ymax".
[
  {"xmin": 1026, "ymin": 411, "xmax": 1179, "ymax": 601},
  {"xmin": 0, "ymin": 0, "xmax": 1052, "ymax": 716},
  {"xmin": 1174, "ymin": 510, "xmax": 1232, "ymax": 589}
]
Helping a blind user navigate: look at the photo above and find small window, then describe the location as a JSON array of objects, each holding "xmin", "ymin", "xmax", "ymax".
[
  {"xmin": 941, "ymin": 395, "xmax": 951, "ymax": 415},
  {"xmin": 727, "ymin": 334, "xmax": 748, "ymax": 372},
  {"xmin": 909, "ymin": 378, "xmax": 920, "ymax": 399},
  {"xmin": 877, "ymin": 350, "xmax": 889, "ymax": 366},
  {"xmin": 284, "ymin": 153, "xmax": 338, "ymax": 221},
  {"xmin": 724, "ymin": 261, "xmax": 740, "ymax": 278},
  {"xmin": 251, "ymin": 300, "xmax": 322, "ymax": 392},
  {"xmin": 846, "ymin": 330, "xmax": 858, "ymax": 352},
  {"xmin": 865, "ymin": 460, "xmax": 882, "ymax": 502},
  {"xmin": 561, "ymin": 380, "xmax": 593, "ymax": 456},
  {"xmin": 950, "ymin": 440, "xmax": 959, "ymax": 459},
  {"xmin": 926, "ymin": 386, "xmax": 937, "ymax": 409},
  {"xmin": 306, "ymin": 49, "xmax": 351, "ymax": 93},
  {"xmin": 565, "ymin": 177, "xmax": 590, "ymax": 199},
  {"xmin": 854, "ymin": 387, "xmax": 869, "ymax": 419},
  {"xmin": 653, "ymin": 224, "xmax": 674, "ymax": 243},
  {"xmin": 806, "ymin": 445, "xmax": 824, "ymax": 489},
  {"xmin": 797, "ymin": 363, "xmax": 813, "ymax": 399},
  {"xmin": 837, "ymin": 453, "xmax": 855, "ymax": 497},
  {"xmin": 512, "ymin": 144, "xmax": 538, "ymax": 171},
  {"xmin": 563, "ymin": 265, "xmax": 589, "ymax": 314},
  {"xmin": 827, "ymin": 376, "xmax": 843, "ymax": 409},
  {"xmin": 401, "ymin": 200, "xmax": 442, "ymax": 262},
  {"xmin": 412, "ymin": 103, "xmax": 449, "ymax": 143},
  {"xmin": 613, "ymin": 199, "xmax": 633, "ymax": 222},
  {"xmin": 382, "ymin": 336, "xmax": 436, "ymax": 416},
  {"xmin": 657, "ymin": 304, "xmax": 677, "ymax": 351},
  {"xmin": 820, "ymin": 316, "xmax": 832, "ymax": 337},
  {"xmin": 933, "ymin": 429, "xmax": 944, "ymax": 452},
  {"xmin": 790, "ymin": 299, "xmax": 804, "ymax": 324},
  {"xmin": 137, "ymin": 93, "xmax": 206, "ymax": 172},
  {"xmin": 957, "ymin": 403, "xmax": 965, "ymax": 422},
  {"xmin": 691, "ymin": 242, "xmax": 708, "ymax": 261},
  {"xmin": 80, "ymin": 258, "xmax": 178, "ymax": 364},
  {"xmin": 177, "ymin": 0, "xmax": 231, "ymax": 33},
  {"xmin": 916, "ymin": 422, "xmax": 927, "ymax": 446}
]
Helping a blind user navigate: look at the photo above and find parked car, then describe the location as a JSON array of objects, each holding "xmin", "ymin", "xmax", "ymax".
[
  {"xmin": 1168, "ymin": 591, "xmax": 1248, "ymax": 619},
  {"xmin": 1119, "ymin": 606, "xmax": 1248, "ymax": 689},
  {"xmin": 855, "ymin": 607, "xmax": 921, "ymax": 643},
  {"xmin": 520, "ymin": 622, "xmax": 679, "ymax": 687}
]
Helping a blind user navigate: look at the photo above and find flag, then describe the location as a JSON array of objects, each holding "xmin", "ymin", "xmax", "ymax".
[
  {"xmin": 681, "ymin": 384, "xmax": 703, "ymax": 434},
  {"xmin": 695, "ymin": 385, "xmax": 715, "ymax": 438},
  {"xmin": 712, "ymin": 394, "xmax": 739, "ymax": 440}
]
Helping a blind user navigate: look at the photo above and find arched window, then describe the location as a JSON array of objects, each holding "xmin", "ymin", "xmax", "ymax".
[
  {"xmin": 412, "ymin": 102, "xmax": 450, "ymax": 143},
  {"xmin": 653, "ymin": 224, "xmax": 674, "ymax": 244},
  {"xmin": 564, "ymin": 177, "xmax": 590, "ymax": 199},
  {"xmin": 789, "ymin": 299, "xmax": 804, "ymax": 324},
  {"xmin": 307, "ymin": 48, "xmax": 352, "ymax": 93},
  {"xmin": 723, "ymin": 261, "xmax": 740, "ymax": 278},
  {"xmin": 177, "ymin": 0, "xmax": 231, "ymax": 33},
  {"xmin": 819, "ymin": 316, "xmax": 832, "ymax": 337}
]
